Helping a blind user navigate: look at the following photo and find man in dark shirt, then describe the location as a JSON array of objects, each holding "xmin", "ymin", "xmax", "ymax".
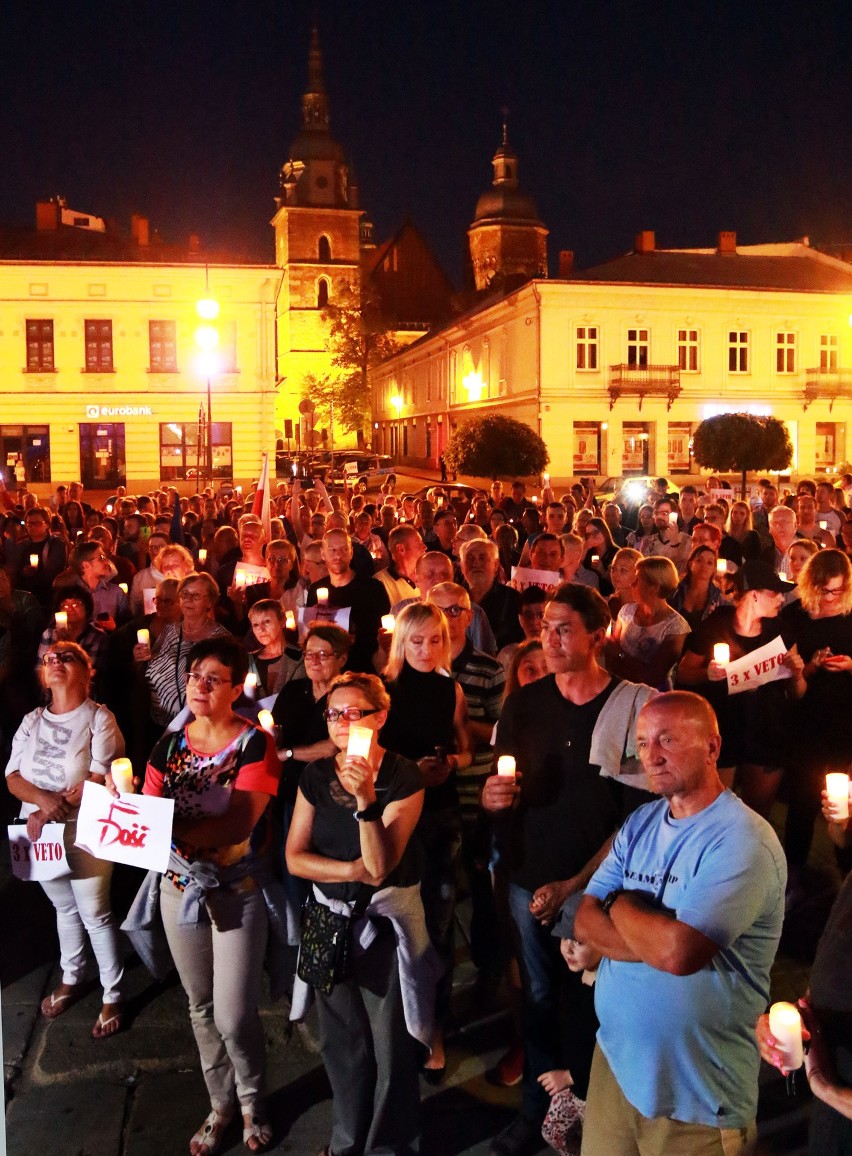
[
  {"xmin": 306, "ymin": 529, "xmax": 390, "ymax": 673},
  {"xmin": 482, "ymin": 583, "xmax": 647, "ymax": 1156},
  {"xmin": 460, "ymin": 538, "xmax": 523, "ymax": 651},
  {"xmin": 501, "ymin": 480, "xmax": 534, "ymax": 526},
  {"xmin": 10, "ymin": 506, "xmax": 68, "ymax": 608}
]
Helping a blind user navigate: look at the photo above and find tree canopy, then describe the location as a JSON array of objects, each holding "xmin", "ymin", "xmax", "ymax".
[
  {"xmin": 692, "ymin": 413, "xmax": 793, "ymax": 497},
  {"xmin": 444, "ymin": 414, "xmax": 549, "ymax": 479}
]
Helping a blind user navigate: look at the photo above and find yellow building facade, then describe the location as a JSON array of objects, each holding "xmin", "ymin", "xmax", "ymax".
[{"xmin": 371, "ymin": 236, "xmax": 852, "ymax": 483}]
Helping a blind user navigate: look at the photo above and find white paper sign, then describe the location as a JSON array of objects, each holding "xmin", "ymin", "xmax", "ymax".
[
  {"xmin": 8, "ymin": 823, "xmax": 71, "ymax": 881},
  {"xmin": 297, "ymin": 605, "xmax": 351, "ymax": 640},
  {"xmin": 725, "ymin": 636, "xmax": 792, "ymax": 696},
  {"xmin": 234, "ymin": 562, "xmax": 270, "ymax": 587},
  {"xmin": 511, "ymin": 566, "xmax": 561, "ymax": 593},
  {"xmin": 75, "ymin": 782, "xmax": 174, "ymax": 872}
]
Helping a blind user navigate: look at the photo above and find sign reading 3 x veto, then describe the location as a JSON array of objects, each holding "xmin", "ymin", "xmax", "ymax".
[{"xmin": 84, "ymin": 404, "xmax": 153, "ymax": 418}]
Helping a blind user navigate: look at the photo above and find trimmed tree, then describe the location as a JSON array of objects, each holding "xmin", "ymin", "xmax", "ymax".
[
  {"xmin": 692, "ymin": 413, "xmax": 793, "ymax": 498},
  {"xmin": 444, "ymin": 414, "xmax": 549, "ymax": 479}
]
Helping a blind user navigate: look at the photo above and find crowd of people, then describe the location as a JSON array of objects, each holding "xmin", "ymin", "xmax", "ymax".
[{"xmin": 3, "ymin": 469, "xmax": 852, "ymax": 1156}]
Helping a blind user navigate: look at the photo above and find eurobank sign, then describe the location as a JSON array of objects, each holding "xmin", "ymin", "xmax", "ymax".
[{"xmin": 84, "ymin": 404, "xmax": 153, "ymax": 418}]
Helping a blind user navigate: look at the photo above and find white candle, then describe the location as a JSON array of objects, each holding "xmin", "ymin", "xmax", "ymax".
[
  {"xmin": 198, "ymin": 548, "xmax": 207, "ymax": 564},
  {"xmin": 106, "ymin": 504, "xmax": 114, "ymax": 514},
  {"xmin": 497, "ymin": 755, "xmax": 517, "ymax": 778},
  {"xmin": 136, "ymin": 628, "xmax": 150, "ymax": 647},
  {"xmin": 234, "ymin": 568, "xmax": 247, "ymax": 589},
  {"xmin": 55, "ymin": 611, "xmax": 68, "ymax": 631},
  {"xmin": 591, "ymin": 554, "xmax": 600, "ymax": 565},
  {"xmin": 111, "ymin": 758, "xmax": 134, "ymax": 795},
  {"xmin": 543, "ymin": 472, "xmax": 550, "ymax": 485},
  {"xmin": 778, "ymin": 571, "xmax": 788, "ymax": 583},
  {"xmin": 119, "ymin": 583, "xmax": 128, "ymax": 595},
  {"xmin": 285, "ymin": 610, "xmax": 296, "ymax": 631},
  {"xmin": 532, "ymin": 495, "xmax": 538, "ymax": 504},
  {"xmin": 244, "ymin": 672, "xmax": 258, "ymax": 698},
  {"xmin": 768, "ymin": 1002, "xmax": 804, "ymax": 1071},
  {"xmin": 819, "ymin": 520, "xmax": 828, "ymax": 530},
  {"xmin": 826, "ymin": 773, "xmax": 850, "ymax": 821},
  {"xmin": 29, "ymin": 553, "xmax": 39, "ymax": 568},
  {"xmin": 716, "ymin": 559, "xmax": 727, "ymax": 574},
  {"xmin": 317, "ymin": 588, "xmax": 329, "ymax": 606},
  {"xmin": 347, "ymin": 724, "xmax": 373, "ymax": 759},
  {"xmin": 235, "ymin": 485, "xmax": 242, "ymax": 495},
  {"xmin": 381, "ymin": 614, "xmax": 396, "ymax": 633},
  {"xmin": 257, "ymin": 709, "xmax": 276, "ymax": 735},
  {"xmin": 713, "ymin": 643, "xmax": 730, "ymax": 665}
]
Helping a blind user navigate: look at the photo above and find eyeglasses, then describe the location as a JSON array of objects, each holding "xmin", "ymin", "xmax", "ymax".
[
  {"xmin": 305, "ymin": 649, "xmax": 336, "ymax": 662},
  {"xmin": 186, "ymin": 671, "xmax": 232, "ymax": 690},
  {"xmin": 43, "ymin": 652, "xmax": 80, "ymax": 666},
  {"xmin": 322, "ymin": 707, "xmax": 380, "ymax": 723},
  {"xmin": 819, "ymin": 586, "xmax": 846, "ymax": 598},
  {"xmin": 436, "ymin": 604, "xmax": 467, "ymax": 618},
  {"xmin": 179, "ymin": 591, "xmax": 206, "ymax": 601}
]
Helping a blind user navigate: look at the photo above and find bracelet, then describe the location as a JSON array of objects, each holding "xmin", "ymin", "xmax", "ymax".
[{"xmin": 354, "ymin": 800, "xmax": 382, "ymax": 822}]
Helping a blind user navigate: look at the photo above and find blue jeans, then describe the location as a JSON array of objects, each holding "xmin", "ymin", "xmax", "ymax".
[{"xmin": 508, "ymin": 882, "xmax": 580, "ymax": 1124}]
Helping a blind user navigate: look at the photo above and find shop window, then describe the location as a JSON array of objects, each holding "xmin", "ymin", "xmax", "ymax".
[
  {"xmin": 79, "ymin": 423, "xmax": 125, "ymax": 489},
  {"xmin": 668, "ymin": 422, "xmax": 695, "ymax": 474},
  {"xmin": 816, "ymin": 422, "xmax": 844, "ymax": 469},
  {"xmin": 149, "ymin": 321, "xmax": 177, "ymax": 372},
  {"xmin": 573, "ymin": 423, "xmax": 601, "ymax": 473},
  {"xmin": 622, "ymin": 423, "xmax": 650, "ymax": 474},
  {"xmin": 2, "ymin": 425, "xmax": 51, "ymax": 484},
  {"xmin": 160, "ymin": 421, "xmax": 233, "ymax": 481},
  {"xmin": 84, "ymin": 320, "xmax": 113, "ymax": 372},
  {"xmin": 26, "ymin": 320, "xmax": 55, "ymax": 372}
]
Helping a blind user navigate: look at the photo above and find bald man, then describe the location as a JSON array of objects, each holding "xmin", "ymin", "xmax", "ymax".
[{"xmin": 576, "ymin": 692, "xmax": 785, "ymax": 1156}]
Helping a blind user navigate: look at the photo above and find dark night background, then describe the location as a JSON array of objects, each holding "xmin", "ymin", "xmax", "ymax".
[{"xmin": 2, "ymin": 0, "xmax": 851, "ymax": 282}]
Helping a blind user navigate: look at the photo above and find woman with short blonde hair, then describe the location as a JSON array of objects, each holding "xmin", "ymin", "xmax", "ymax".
[{"xmin": 384, "ymin": 602, "xmax": 451, "ymax": 682}]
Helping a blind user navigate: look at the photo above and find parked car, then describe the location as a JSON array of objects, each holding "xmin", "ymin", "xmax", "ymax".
[
  {"xmin": 596, "ymin": 475, "xmax": 680, "ymax": 509},
  {"xmin": 339, "ymin": 454, "xmax": 397, "ymax": 493}
]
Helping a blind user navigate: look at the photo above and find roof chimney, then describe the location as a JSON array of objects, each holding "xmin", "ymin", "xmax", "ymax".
[
  {"xmin": 558, "ymin": 250, "xmax": 574, "ymax": 278},
  {"xmin": 131, "ymin": 213, "xmax": 149, "ymax": 247},
  {"xmin": 717, "ymin": 231, "xmax": 737, "ymax": 255},
  {"xmin": 36, "ymin": 198, "xmax": 60, "ymax": 231},
  {"xmin": 634, "ymin": 230, "xmax": 655, "ymax": 255}
]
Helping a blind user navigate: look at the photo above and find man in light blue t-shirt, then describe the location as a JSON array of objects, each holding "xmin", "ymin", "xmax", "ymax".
[{"xmin": 576, "ymin": 691, "xmax": 786, "ymax": 1156}]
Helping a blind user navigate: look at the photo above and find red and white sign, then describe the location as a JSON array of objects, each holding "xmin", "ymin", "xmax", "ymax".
[
  {"xmin": 725, "ymin": 636, "xmax": 792, "ymax": 696},
  {"xmin": 7, "ymin": 823, "xmax": 71, "ymax": 881},
  {"xmin": 75, "ymin": 782, "xmax": 174, "ymax": 872},
  {"xmin": 511, "ymin": 566, "xmax": 561, "ymax": 593}
]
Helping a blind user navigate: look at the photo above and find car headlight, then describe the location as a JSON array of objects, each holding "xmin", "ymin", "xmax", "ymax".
[{"xmin": 623, "ymin": 482, "xmax": 645, "ymax": 504}]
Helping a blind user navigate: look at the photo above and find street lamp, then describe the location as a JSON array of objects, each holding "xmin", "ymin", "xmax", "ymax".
[{"xmin": 195, "ymin": 294, "xmax": 220, "ymax": 486}]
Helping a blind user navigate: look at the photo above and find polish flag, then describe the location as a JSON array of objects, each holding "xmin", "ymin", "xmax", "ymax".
[{"xmin": 251, "ymin": 452, "xmax": 272, "ymax": 542}]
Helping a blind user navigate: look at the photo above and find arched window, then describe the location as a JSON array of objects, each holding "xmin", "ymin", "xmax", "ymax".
[
  {"xmin": 318, "ymin": 235, "xmax": 331, "ymax": 262},
  {"xmin": 317, "ymin": 278, "xmax": 330, "ymax": 308}
]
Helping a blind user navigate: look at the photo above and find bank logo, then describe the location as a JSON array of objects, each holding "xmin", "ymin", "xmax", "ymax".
[
  {"xmin": 86, "ymin": 405, "xmax": 99, "ymax": 418},
  {"xmin": 84, "ymin": 404, "xmax": 153, "ymax": 419}
]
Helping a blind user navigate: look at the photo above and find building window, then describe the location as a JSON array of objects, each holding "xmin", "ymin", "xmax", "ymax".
[
  {"xmin": 317, "ymin": 279, "xmax": 330, "ymax": 308},
  {"xmin": 820, "ymin": 335, "xmax": 838, "ymax": 372},
  {"xmin": 776, "ymin": 332, "xmax": 796, "ymax": 374},
  {"xmin": 576, "ymin": 326, "xmax": 598, "ymax": 371},
  {"xmin": 159, "ymin": 421, "xmax": 233, "ymax": 481},
  {"xmin": 26, "ymin": 320, "xmax": 55, "ymax": 372},
  {"xmin": 816, "ymin": 422, "xmax": 844, "ymax": 469},
  {"xmin": 84, "ymin": 320, "xmax": 113, "ymax": 372},
  {"xmin": 622, "ymin": 423, "xmax": 650, "ymax": 474},
  {"xmin": 2, "ymin": 425, "xmax": 51, "ymax": 483},
  {"xmin": 79, "ymin": 423, "xmax": 125, "ymax": 488},
  {"xmin": 626, "ymin": 329, "xmax": 649, "ymax": 368},
  {"xmin": 318, "ymin": 235, "xmax": 331, "ymax": 262},
  {"xmin": 149, "ymin": 320, "xmax": 177, "ymax": 372},
  {"xmin": 677, "ymin": 329, "xmax": 699, "ymax": 372},
  {"xmin": 728, "ymin": 331, "xmax": 749, "ymax": 373},
  {"xmin": 668, "ymin": 422, "xmax": 696, "ymax": 474},
  {"xmin": 573, "ymin": 423, "xmax": 601, "ymax": 473}
]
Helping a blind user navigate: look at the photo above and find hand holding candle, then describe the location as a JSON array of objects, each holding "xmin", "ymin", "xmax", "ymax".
[
  {"xmin": 244, "ymin": 672, "xmax": 258, "ymax": 698},
  {"xmin": 497, "ymin": 755, "xmax": 516, "ymax": 778},
  {"xmin": 317, "ymin": 588, "xmax": 329, "ymax": 606},
  {"xmin": 713, "ymin": 643, "xmax": 730, "ymax": 665},
  {"xmin": 198, "ymin": 548, "xmax": 207, "ymax": 565},
  {"xmin": 347, "ymin": 724, "xmax": 373, "ymax": 760},
  {"xmin": 55, "ymin": 611, "xmax": 68, "ymax": 632},
  {"xmin": 285, "ymin": 610, "xmax": 296, "ymax": 632},
  {"xmin": 825, "ymin": 773, "xmax": 850, "ymax": 822},
  {"xmin": 257, "ymin": 710, "xmax": 276, "ymax": 735},
  {"xmin": 381, "ymin": 614, "xmax": 396, "ymax": 633},
  {"xmin": 111, "ymin": 758, "xmax": 134, "ymax": 795},
  {"xmin": 29, "ymin": 553, "xmax": 39, "ymax": 569},
  {"xmin": 768, "ymin": 1002, "xmax": 804, "ymax": 1072}
]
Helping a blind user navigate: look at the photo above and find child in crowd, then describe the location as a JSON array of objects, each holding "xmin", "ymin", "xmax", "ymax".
[{"xmin": 539, "ymin": 892, "xmax": 602, "ymax": 1156}]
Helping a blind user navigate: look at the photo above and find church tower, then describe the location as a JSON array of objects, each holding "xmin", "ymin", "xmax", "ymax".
[
  {"xmin": 271, "ymin": 26, "xmax": 364, "ymax": 441},
  {"xmin": 467, "ymin": 117, "xmax": 548, "ymax": 291}
]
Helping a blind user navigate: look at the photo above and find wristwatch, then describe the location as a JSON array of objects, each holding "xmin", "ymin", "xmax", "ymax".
[
  {"xmin": 354, "ymin": 800, "xmax": 382, "ymax": 822},
  {"xmin": 602, "ymin": 889, "xmax": 624, "ymax": 916}
]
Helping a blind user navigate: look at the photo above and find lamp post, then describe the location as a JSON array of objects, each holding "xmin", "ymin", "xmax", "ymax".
[{"xmin": 195, "ymin": 293, "xmax": 220, "ymax": 488}]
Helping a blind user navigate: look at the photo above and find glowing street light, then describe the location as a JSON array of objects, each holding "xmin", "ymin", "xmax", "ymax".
[{"xmin": 390, "ymin": 394, "xmax": 403, "ymax": 415}]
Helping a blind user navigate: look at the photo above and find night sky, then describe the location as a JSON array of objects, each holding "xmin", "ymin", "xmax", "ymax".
[{"xmin": 3, "ymin": 1, "xmax": 852, "ymax": 283}]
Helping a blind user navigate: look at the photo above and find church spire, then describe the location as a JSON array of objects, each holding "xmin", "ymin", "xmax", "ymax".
[
  {"xmin": 491, "ymin": 108, "xmax": 518, "ymax": 188},
  {"xmin": 301, "ymin": 24, "xmax": 329, "ymax": 132}
]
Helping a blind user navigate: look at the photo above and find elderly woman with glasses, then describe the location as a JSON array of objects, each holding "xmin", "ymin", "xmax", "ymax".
[
  {"xmin": 6, "ymin": 641, "xmax": 125, "ymax": 1039},
  {"xmin": 286, "ymin": 671, "xmax": 432, "ymax": 1156}
]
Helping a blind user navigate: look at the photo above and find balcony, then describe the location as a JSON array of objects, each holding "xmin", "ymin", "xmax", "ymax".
[
  {"xmin": 803, "ymin": 368, "xmax": 852, "ymax": 411},
  {"xmin": 608, "ymin": 364, "xmax": 682, "ymax": 410}
]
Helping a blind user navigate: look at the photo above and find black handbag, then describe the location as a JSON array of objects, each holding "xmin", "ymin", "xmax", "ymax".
[{"xmin": 297, "ymin": 887, "xmax": 369, "ymax": 995}]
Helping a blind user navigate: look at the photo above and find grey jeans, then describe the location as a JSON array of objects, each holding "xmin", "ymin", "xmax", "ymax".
[{"xmin": 160, "ymin": 877, "xmax": 268, "ymax": 1112}]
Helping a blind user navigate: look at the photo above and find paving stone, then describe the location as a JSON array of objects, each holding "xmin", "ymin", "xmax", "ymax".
[{"xmin": 6, "ymin": 1078, "xmax": 126, "ymax": 1156}]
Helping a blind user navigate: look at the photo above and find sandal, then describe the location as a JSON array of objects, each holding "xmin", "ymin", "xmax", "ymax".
[
  {"xmin": 190, "ymin": 1108, "xmax": 234, "ymax": 1156},
  {"xmin": 242, "ymin": 1108, "xmax": 272, "ymax": 1152},
  {"xmin": 91, "ymin": 1005, "xmax": 124, "ymax": 1040},
  {"xmin": 40, "ymin": 984, "xmax": 85, "ymax": 1020}
]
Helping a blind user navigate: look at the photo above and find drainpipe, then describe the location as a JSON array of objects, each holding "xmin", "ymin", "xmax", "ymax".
[{"xmin": 532, "ymin": 282, "xmax": 543, "ymax": 440}]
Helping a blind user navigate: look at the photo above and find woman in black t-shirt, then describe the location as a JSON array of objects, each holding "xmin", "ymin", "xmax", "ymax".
[{"xmin": 286, "ymin": 672, "xmax": 426, "ymax": 1156}]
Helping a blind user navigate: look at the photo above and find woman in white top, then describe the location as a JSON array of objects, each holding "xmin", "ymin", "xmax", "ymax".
[
  {"xmin": 603, "ymin": 556, "xmax": 690, "ymax": 690},
  {"xmin": 5, "ymin": 640, "xmax": 125, "ymax": 1038}
]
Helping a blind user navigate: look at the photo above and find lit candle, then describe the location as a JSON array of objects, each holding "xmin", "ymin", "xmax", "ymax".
[
  {"xmin": 713, "ymin": 643, "xmax": 731, "ymax": 665},
  {"xmin": 543, "ymin": 472, "xmax": 550, "ymax": 485},
  {"xmin": 768, "ymin": 1002, "xmax": 804, "ymax": 1071},
  {"xmin": 111, "ymin": 757, "xmax": 134, "ymax": 795},
  {"xmin": 136, "ymin": 628, "xmax": 150, "ymax": 647},
  {"xmin": 347, "ymin": 724, "xmax": 373, "ymax": 759},
  {"xmin": 497, "ymin": 755, "xmax": 517, "ymax": 778},
  {"xmin": 234, "ymin": 568, "xmax": 247, "ymax": 589},
  {"xmin": 591, "ymin": 554, "xmax": 600, "ymax": 565},
  {"xmin": 285, "ymin": 610, "xmax": 296, "ymax": 631},
  {"xmin": 317, "ymin": 588, "xmax": 329, "ymax": 606},
  {"xmin": 381, "ymin": 614, "xmax": 396, "ymax": 633},
  {"xmin": 119, "ymin": 583, "xmax": 128, "ymax": 595},
  {"xmin": 235, "ymin": 485, "xmax": 242, "ymax": 495},
  {"xmin": 198, "ymin": 548, "xmax": 207, "ymax": 565},
  {"xmin": 606, "ymin": 622, "xmax": 613, "ymax": 638},
  {"xmin": 106, "ymin": 504, "xmax": 114, "ymax": 514},
  {"xmin": 532, "ymin": 495, "xmax": 538, "ymax": 504},
  {"xmin": 826, "ymin": 772, "xmax": 850, "ymax": 821},
  {"xmin": 29, "ymin": 553, "xmax": 39, "ymax": 568},
  {"xmin": 819, "ymin": 520, "xmax": 828, "ymax": 531},
  {"xmin": 257, "ymin": 709, "xmax": 276, "ymax": 735},
  {"xmin": 716, "ymin": 559, "xmax": 727, "ymax": 574},
  {"xmin": 778, "ymin": 571, "xmax": 788, "ymax": 583},
  {"xmin": 55, "ymin": 611, "xmax": 68, "ymax": 631},
  {"xmin": 244, "ymin": 672, "xmax": 258, "ymax": 698}
]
